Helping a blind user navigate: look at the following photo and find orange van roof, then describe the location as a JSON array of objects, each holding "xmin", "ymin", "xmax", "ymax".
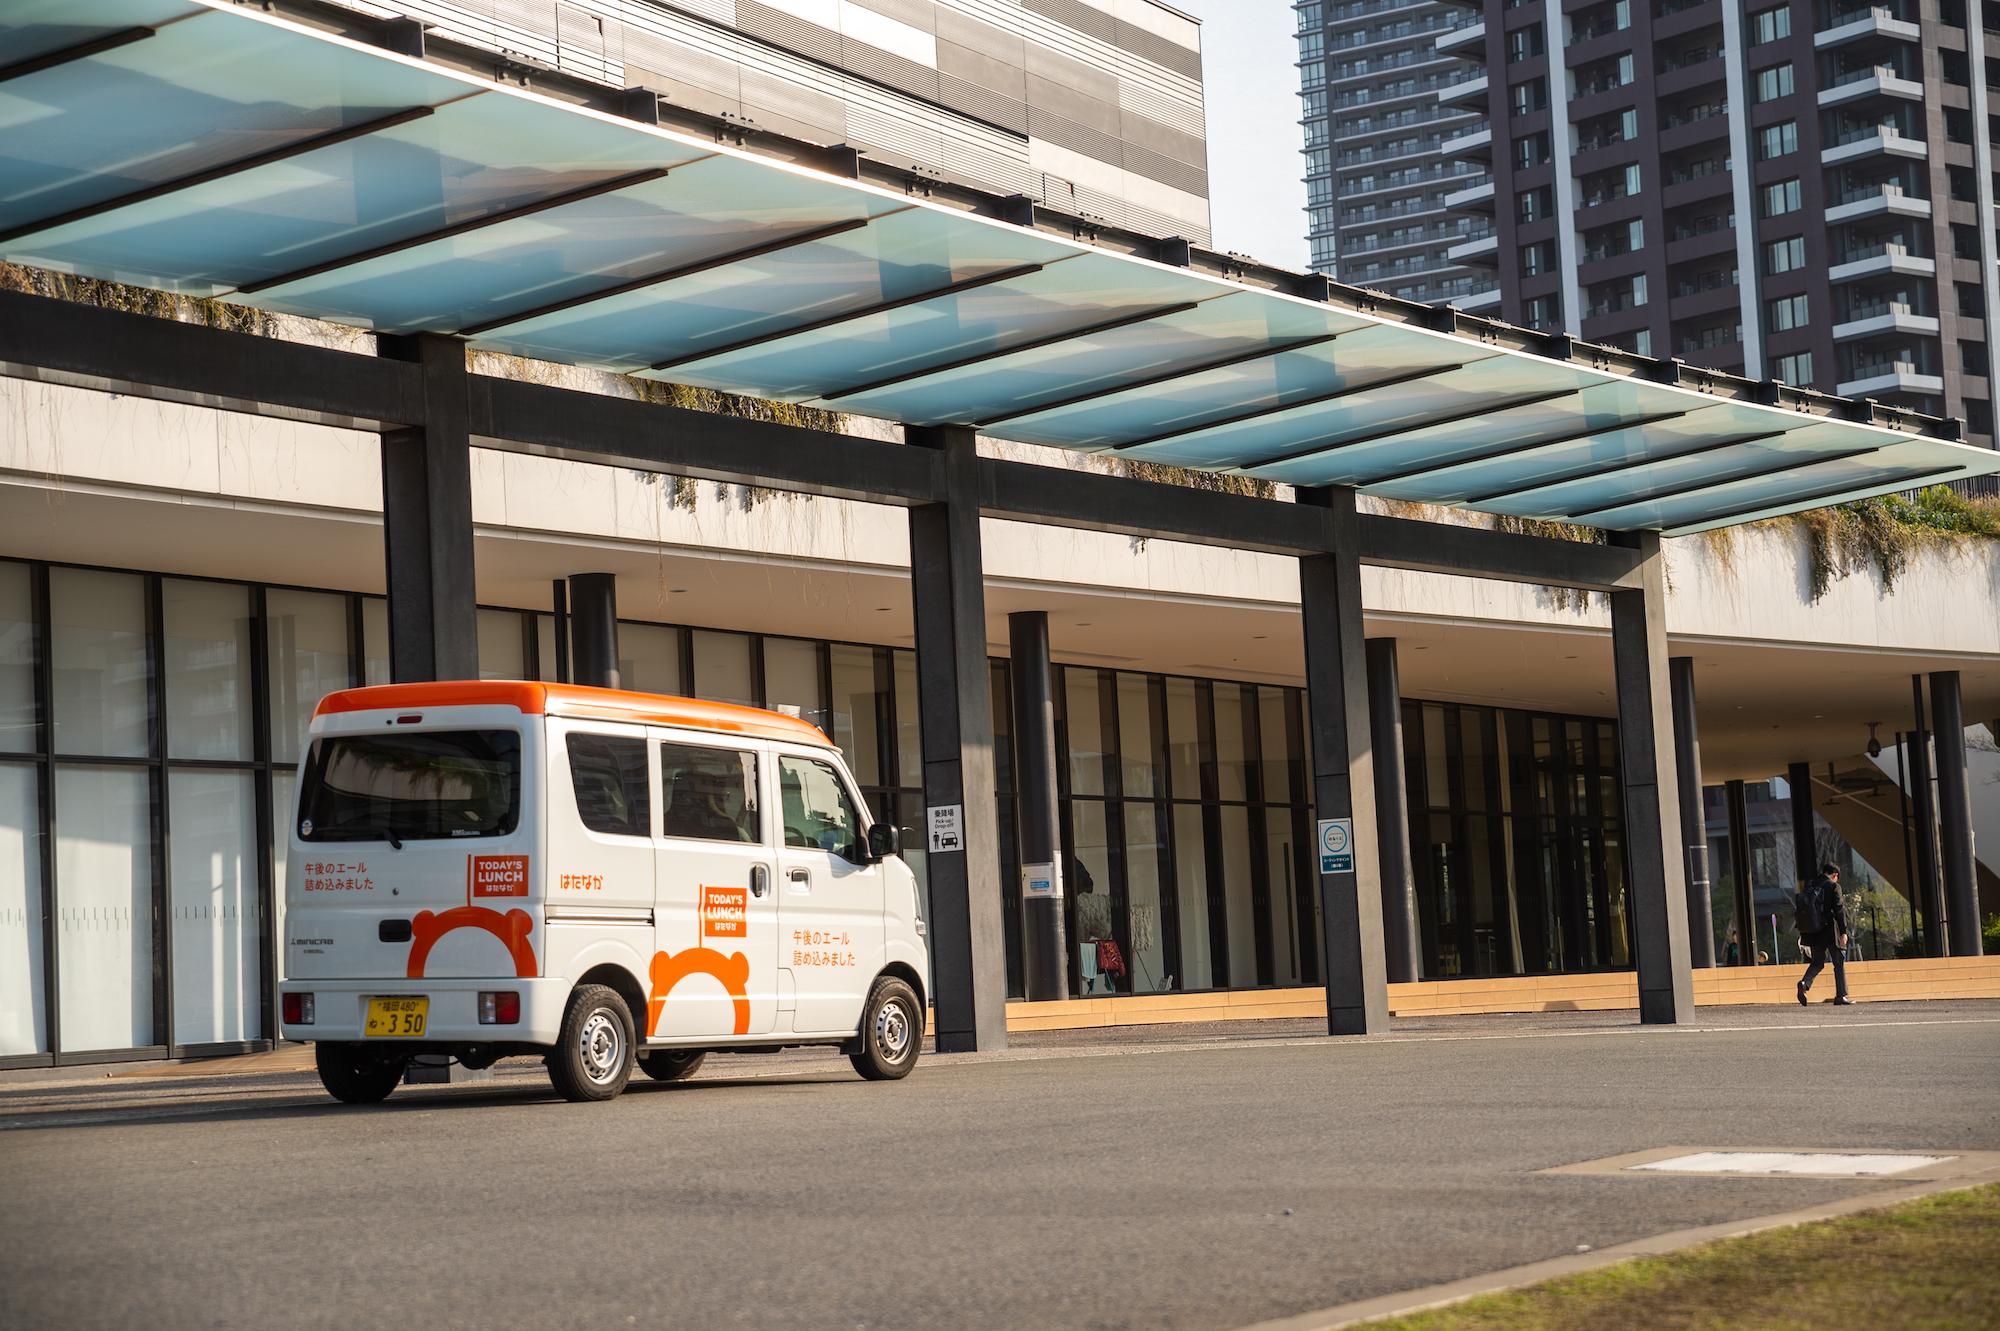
[{"xmin": 313, "ymin": 680, "xmax": 834, "ymax": 747}]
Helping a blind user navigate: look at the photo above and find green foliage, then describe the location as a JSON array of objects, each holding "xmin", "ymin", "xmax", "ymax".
[
  {"xmin": 1117, "ymin": 457, "xmax": 1275, "ymax": 499},
  {"xmin": 2, "ymin": 259, "xmax": 275, "ymax": 336},
  {"xmin": 1492, "ymin": 515, "xmax": 1607, "ymax": 611},
  {"xmin": 1983, "ymin": 912, "xmax": 2000, "ymax": 958},
  {"xmin": 1787, "ymin": 487, "xmax": 2000, "ymax": 602}
]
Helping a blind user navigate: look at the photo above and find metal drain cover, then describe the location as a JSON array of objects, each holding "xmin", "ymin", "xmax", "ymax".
[{"xmin": 1630, "ymin": 1151, "xmax": 1949, "ymax": 1177}]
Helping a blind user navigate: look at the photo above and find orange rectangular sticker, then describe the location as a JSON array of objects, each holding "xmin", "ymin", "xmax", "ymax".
[
  {"xmin": 701, "ymin": 885, "xmax": 747, "ymax": 938},
  {"xmin": 471, "ymin": 855, "xmax": 529, "ymax": 898}
]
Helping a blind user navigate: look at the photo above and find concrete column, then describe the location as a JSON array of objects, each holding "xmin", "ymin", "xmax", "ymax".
[
  {"xmin": 1787, "ymin": 761, "xmax": 1817, "ymax": 889},
  {"xmin": 1297, "ymin": 487, "xmax": 1388, "ymax": 1036},
  {"xmin": 568, "ymin": 573, "xmax": 620, "ymax": 689},
  {"xmin": 1364, "ymin": 637, "xmax": 1420, "ymax": 985},
  {"xmin": 1668, "ymin": 657, "xmax": 1716, "ymax": 968},
  {"xmin": 1909, "ymin": 676, "xmax": 1945, "ymax": 957},
  {"xmin": 1930, "ymin": 671, "xmax": 1980, "ymax": 956},
  {"xmin": 1008, "ymin": 611, "xmax": 1068, "ymax": 1001},
  {"xmin": 1607, "ymin": 530, "xmax": 1693, "ymax": 1023},
  {"xmin": 1726, "ymin": 778, "xmax": 1753, "ymax": 964},
  {"xmin": 906, "ymin": 425, "xmax": 1008, "ymax": 1052},
  {"xmin": 377, "ymin": 333, "xmax": 477, "ymax": 682},
  {"xmin": 550, "ymin": 579, "xmax": 571, "ymax": 684}
]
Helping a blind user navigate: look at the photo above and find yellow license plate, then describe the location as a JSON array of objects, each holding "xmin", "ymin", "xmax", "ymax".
[{"xmin": 364, "ymin": 996, "xmax": 428, "ymax": 1038}]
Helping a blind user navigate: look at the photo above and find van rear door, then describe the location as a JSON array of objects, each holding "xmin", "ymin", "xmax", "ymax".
[{"xmin": 286, "ymin": 720, "xmax": 538, "ymax": 981}]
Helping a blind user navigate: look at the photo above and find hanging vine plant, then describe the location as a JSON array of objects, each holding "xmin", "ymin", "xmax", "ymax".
[
  {"xmin": 2, "ymin": 260, "xmax": 277, "ymax": 336},
  {"xmin": 1785, "ymin": 487, "xmax": 2000, "ymax": 602}
]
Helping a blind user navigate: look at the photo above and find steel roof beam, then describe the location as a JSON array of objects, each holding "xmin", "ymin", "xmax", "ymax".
[
  {"xmin": 232, "ymin": 165, "xmax": 682, "ymax": 295},
  {"xmin": 1461, "ymin": 428, "xmax": 1793, "ymax": 506},
  {"xmin": 1356, "ymin": 409, "xmax": 1691, "ymax": 489},
  {"xmin": 1561, "ymin": 446, "xmax": 1886, "ymax": 523},
  {"xmin": 0, "ymin": 102, "xmax": 452, "ymax": 247},
  {"xmin": 816, "ymin": 299, "xmax": 1206, "ymax": 403},
  {"xmin": 646, "ymin": 257, "xmax": 1065, "ymax": 374},
  {"xmin": 454, "ymin": 211, "xmax": 895, "ymax": 338},
  {"xmin": 1660, "ymin": 465, "xmax": 1971, "ymax": 533},
  {"xmin": 0, "ymin": 25, "xmax": 158, "ymax": 85},
  {"xmin": 1241, "ymin": 387, "xmax": 1581, "ymax": 475},
  {"xmin": 1108, "ymin": 362, "xmax": 1474, "ymax": 455}
]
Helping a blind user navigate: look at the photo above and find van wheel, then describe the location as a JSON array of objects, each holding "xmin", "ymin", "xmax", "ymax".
[
  {"xmin": 637, "ymin": 1050, "xmax": 707, "ymax": 1083},
  {"xmin": 849, "ymin": 976, "xmax": 922, "ymax": 1081},
  {"xmin": 315, "ymin": 1043, "xmax": 405, "ymax": 1104},
  {"xmin": 547, "ymin": 984, "xmax": 636, "ymax": 1102}
]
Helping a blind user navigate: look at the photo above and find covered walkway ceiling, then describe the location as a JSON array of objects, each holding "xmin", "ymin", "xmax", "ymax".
[{"xmin": 5, "ymin": 0, "xmax": 1998, "ymax": 536}]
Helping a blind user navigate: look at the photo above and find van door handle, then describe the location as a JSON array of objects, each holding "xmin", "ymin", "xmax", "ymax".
[
  {"xmin": 750, "ymin": 866, "xmax": 769, "ymax": 898},
  {"xmin": 787, "ymin": 867, "xmax": 811, "ymax": 891}
]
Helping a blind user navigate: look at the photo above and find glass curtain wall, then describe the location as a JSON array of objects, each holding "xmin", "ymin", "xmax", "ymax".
[{"xmin": 1400, "ymin": 700, "xmax": 1631, "ymax": 978}]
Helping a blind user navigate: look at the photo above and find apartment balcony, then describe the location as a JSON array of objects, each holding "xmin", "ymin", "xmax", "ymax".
[
  {"xmin": 1838, "ymin": 360, "xmax": 1944, "ymax": 397},
  {"xmin": 1445, "ymin": 232, "xmax": 1499, "ymax": 264},
  {"xmin": 1828, "ymin": 242, "xmax": 1936, "ymax": 282},
  {"xmin": 1820, "ymin": 125, "xmax": 1927, "ymax": 166},
  {"xmin": 1817, "ymin": 65, "xmax": 1924, "ymax": 108},
  {"xmin": 1832, "ymin": 303, "xmax": 1942, "ymax": 341},
  {"xmin": 1825, "ymin": 182, "xmax": 1932, "ymax": 224},
  {"xmin": 1814, "ymin": 7, "xmax": 1921, "ymax": 50},
  {"xmin": 1437, "ymin": 72, "xmax": 1488, "ymax": 107},
  {"xmin": 1442, "ymin": 177, "xmax": 1495, "ymax": 211},
  {"xmin": 1450, "ymin": 286, "xmax": 1502, "ymax": 312},
  {"xmin": 1439, "ymin": 125, "xmax": 1493, "ymax": 161},
  {"xmin": 1434, "ymin": 21, "xmax": 1484, "ymax": 59}
]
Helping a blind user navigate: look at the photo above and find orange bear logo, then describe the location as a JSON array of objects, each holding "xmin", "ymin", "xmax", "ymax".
[
  {"xmin": 407, "ymin": 906, "xmax": 538, "ymax": 979},
  {"xmin": 647, "ymin": 947, "xmax": 751, "ymax": 1036}
]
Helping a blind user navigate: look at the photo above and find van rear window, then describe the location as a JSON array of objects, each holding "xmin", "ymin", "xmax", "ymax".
[{"xmin": 299, "ymin": 731, "xmax": 520, "ymax": 842}]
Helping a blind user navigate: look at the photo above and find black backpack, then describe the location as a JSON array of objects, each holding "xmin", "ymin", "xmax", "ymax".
[{"xmin": 1792, "ymin": 883, "xmax": 1824, "ymax": 935}]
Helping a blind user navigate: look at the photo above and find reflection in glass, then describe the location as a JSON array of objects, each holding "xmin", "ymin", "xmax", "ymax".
[
  {"xmin": 56, "ymin": 765, "xmax": 152, "ymax": 1051},
  {"xmin": 621, "ymin": 622, "xmax": 685, "ymax": 695},
  {"xmin": 163, "ymin": 580, "xmax": 254, "ymax": 761},
  {"xmin": 829, "ymin": 644, "xmax": 883, "ymax": 788},
  {"xmin": 0, "ymin": 562, "xmax": 34, "ymax": 752},
  {"xmin": 1070, "ymin": 799, "xmax": 1116, "ymax": 993},
  {"xmin": 1117, "ymin": 673, "xmax": 1156, "ymax": 798},
  {"xmin": 361, "ymin": 598, "xmax": 390, "ymax": 687},
  {"xmin": 763, "ymin": 637, "xmax": 825, "ymax": 732},
  {"xmin": 1212, "ymin": 682, "xmax": 1249, "ymax": 801},
  {"xmin": 266, "ymin": 588, "xmax": 351, "ymax": 764},
  {"xmin": 478, "ymin": 609, "xmax": 525, "ymax": 680},
  {"xmin": 1264, "ymin": 807, "xmax": 1305, "ymax": 986},
  {"xmin": 1259, "ymin": 687, "xmax": 1292, "ymax": 804},
  {"xmin": 1064, "ymin": 668, "xmax": 1106, "ymax": 797},
  {"xmin": 1173, "ymin": 803, "xmax": 1214, "ymax": 989},
  {"xmin": 1217, "ymin": 805, "xmax": 1256, "ymax": 986},
  {"xmin": 169, "ymin": 769, "xmax": 259, "ymax": 1044},
  {"xmin": 1124, "ymin": 802, "xmax": 1171, "ymax": 991},
  {"xmin": 692, "ymin": 629, "xmax": 755, "ymax": 706},
  {"xmin": 0, "ymin": 762, "xmax": 46, "ymax": 1054},
  {"xmin": 893, "ymin": 649, "xmax": 920, "ymax": 787},
  {"xmin": 1165, "ymin": 677, "xmax": 1201, "ymax": 799},
  {"xmin": 51, "ymin": 568, "xmax": 149, "ymax": 758}
]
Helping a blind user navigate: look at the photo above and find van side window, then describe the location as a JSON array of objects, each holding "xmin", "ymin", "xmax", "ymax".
[
  {"xmin": 660, "ymin": 743, "xmax": 760, "ymax": 844},
  {"xmin": 778, "ymin": 756, "xmax": 863, "ymax": 861},
  {"xmin": 567, "ymin": 733, "xmax": 649, "ymax": 837}
]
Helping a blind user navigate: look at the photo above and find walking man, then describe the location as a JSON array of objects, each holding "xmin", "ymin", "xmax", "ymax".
[{"xmin": 1796, "ymin": 861, "xmax": 1853, "ymax": 1006}]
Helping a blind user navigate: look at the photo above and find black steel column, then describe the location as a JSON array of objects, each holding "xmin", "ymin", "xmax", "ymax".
[
  {"xmin": 907, "ymin": 425, "xmax": 1008, "ymax": 1051},
  {"xmin": 1607, "ymin": 530, "xmax": 1693, "ymax": 1023},
  {"xmin": 1364, "ymin": 637, "xmax": 1420, "ymax": 985},
  {"xmin": 1725, "ymin": 778, "xmax": 1753, "ymax": 964},
  {"xmin": 568, "ymin": 573, "xmax": 620, "ymax": 689},
  {"xmin": 1297, "ymin": 487, "xmax": 1388, "ymax": 1036},
  {"xmin": 1008, "ymin": 611, "xmax": 1068, "ymax": 1001},
  {"xmin": 378, "ymin": 333, "xmax": 477, "ymax": 682},
  {"xmin": 1787, "ymin": 761, "xmax": 1817, "ymax": 890},
  {"xmin": 1668, "ymin": 656, "xmax": 1716, "ymax": 968},
  {"xmin": 1908, "ymin": 675, "xmax": 1944, "ymax": 957},
  {"xmin": 1930, "ymin": 670, "xmax": 1979, "ymax": 956},
  {"xmin": 550, "ymin": 579, "xmax": 571, "ymax": 684}
]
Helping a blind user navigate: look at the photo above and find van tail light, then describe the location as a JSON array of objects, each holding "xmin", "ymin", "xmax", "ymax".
[
  {"xmin": 479, "ymin": 991, "xmax": 520, "ymax": 1025},
  {"xmin": 283, "ymin": 992, "xmax": 315, "ymax": 1025}
]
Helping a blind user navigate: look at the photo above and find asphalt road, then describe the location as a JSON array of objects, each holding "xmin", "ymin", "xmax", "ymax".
[{"xmin": 4, "ymin": 1003, "xmax": 1997, "ymax": 1331}]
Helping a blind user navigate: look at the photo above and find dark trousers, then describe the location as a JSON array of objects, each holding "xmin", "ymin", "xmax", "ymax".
[{"xmin": 1800, "ymin": 934, "xmax": 1848, "ymax": 1000}]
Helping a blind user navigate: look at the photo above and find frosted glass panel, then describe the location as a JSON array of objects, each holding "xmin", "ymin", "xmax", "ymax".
[
  {"xmin": 478, "ymin": 610, "xmax": 525, "ymax": 680},
  {"xmin": 691, "ymin": 629, "xmax": 754, "ymax": 706},
  {"xmin": 50, "ymin": 567, "xmax": 149, "ymax": 757},
  {"xmin": 163, "ymin": 579, "xmax": 253, "ymax": 761},
  {"xmin": 762, "ymin": 637, "xmax": 825, "ymax": 733},
  {"xmin": 619, "ymin": 622, "xmax": 684, "ymax": 696},
  {"xmin": 1124, "ymin": 802, "xmax": 1169, "ymax": 993},
  {"xmin": 0, "ymin": 561, "xmax": 33, "ymax": 752},
  {"xmin": 56, "ymin": 764, "xmax": 152, "ymax": 1051},
  {"xmin": 271, "ymin": 770, "xmax": 295, "ymax": 969},
  {"xmin": 267, "ymin": 589, "xmax": 352, "ymax": 763},
  {"xmin": 0, "ymin": 762, "xmax": 46, "ymax": 1055},
  {"xmin": 1173, "ymin": 803, "xmax": 1212, "ymax": 990},
  {"xmin": 169, "ymin": 769, "xmax": 260, "ymax": 1044},
  {"xmin": 1218, "ymin": 805, "xmax": 1256, "ymax": 987},
  {"xmin": 362, "ymin": 598, "xmax": 390, "ymax": 687}
]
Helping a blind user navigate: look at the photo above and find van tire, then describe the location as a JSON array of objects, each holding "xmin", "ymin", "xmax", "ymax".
[
  {"xmin": 849, "ymin": 975, "xmax": 922, "ymax": 1081},
  {"xmin": 315, "ymin": 1043, "xmax": 405, "ymax": 1104},
  {"xmin": 548, "ymin": 984, "xmax": 636, "ymax": 1102},
  {"xmin": 637, "ymin": 1050, "xmax": 707, "ymax": 1083}
]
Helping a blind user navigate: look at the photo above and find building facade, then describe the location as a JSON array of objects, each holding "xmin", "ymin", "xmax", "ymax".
[
  {"xmin": 1295, "ymin": 0, "xmax": 1499, "ymax": 307},
  {"xmin": 339, "ymin": 0, "xmax": 1213, "ymax": 243},
  {"xmin": 1431, "ymin": 0, "xmax": 2000, "ymax": 454}
]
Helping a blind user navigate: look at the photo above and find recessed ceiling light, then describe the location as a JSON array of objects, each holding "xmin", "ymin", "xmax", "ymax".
[
  {"xmin": 1076, "ymin": 622, "xmax": 1093, "ymax": 627},
  {"xmin": 1252, "ymin": 634, "xmax": 1267, "ymax": 640},
  {"xmin": 669, "ymin": 587, "xmax": 690, "ymax": 594},
  {"xmin": 874, "ymin": 606, "xmax": 892, "ymax": 612}
]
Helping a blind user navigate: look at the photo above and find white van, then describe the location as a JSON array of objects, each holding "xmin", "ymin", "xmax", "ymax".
[{"xmin": 279, "ymin": 681, "xmax": 929, "ymax": 1103}]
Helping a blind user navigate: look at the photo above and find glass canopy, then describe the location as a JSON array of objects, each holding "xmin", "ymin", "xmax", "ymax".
[{"xmin": 4, "ymin": 0, "xmax": 1995, "ymax": 535}]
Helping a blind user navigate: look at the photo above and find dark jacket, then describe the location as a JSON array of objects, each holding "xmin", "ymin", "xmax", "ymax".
[{"xmin": 1800, "ymin": 875, "xmax": 1848, "ymax": 941}]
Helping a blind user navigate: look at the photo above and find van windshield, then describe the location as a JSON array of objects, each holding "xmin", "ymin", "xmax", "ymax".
[{"xmin": 299, "ymin": 731, "xmax": 520, "ymax": 843}]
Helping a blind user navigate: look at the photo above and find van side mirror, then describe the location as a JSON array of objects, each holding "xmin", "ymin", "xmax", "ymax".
[{"xmin": 866, "ymin": 822, "xmax": 900, "ymax": 862}]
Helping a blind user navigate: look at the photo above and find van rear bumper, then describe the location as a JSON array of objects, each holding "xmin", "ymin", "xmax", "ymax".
[{"xmin": 280, "ymin": 978, "xmax": 570, "ymax": 1046}]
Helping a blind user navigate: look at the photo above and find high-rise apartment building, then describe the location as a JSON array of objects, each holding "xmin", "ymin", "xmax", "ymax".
[
  {"xmin": 335, "ymin": 0, "xmax": 1212, "ymax": 244},
  {"xmin": 1295, "ymin": 0, "xmax": 1499, "ymax": 307},
  {"xmin": 1432, "ymin": 0, "xmax": 2000, "ymax": 449}
]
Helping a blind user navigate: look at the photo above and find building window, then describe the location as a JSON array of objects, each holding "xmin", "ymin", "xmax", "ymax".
[
  {"xmin": 1764, "ymin": 235, "xmax": 1805, "ymax": 274},
  {"xmin": 1750, "ymin": 7, "xmax": 1790, "ymax": 43},
  {"xmin": 1505, "ymin": 23, "xmax": 1544, "ymax": 63},
  {"xmin": 1760, "ymin": 178, "xmax": 1802, "ymax": 218},
  {"xmin": 1305, "ymin": 176, "xmax": 1333, "ymax": 206},
  {"xmin": 1757, "ymin": 121, "xmax": 1798, "ymax": 159},
  {"xmin": 1520, "ymin": 240, "xmax": 1558, "ymax": 275},
  {"xmin": 1517, "ymin": 185, "xmax": 1553, "ymax": 222},
  {"xmin": 1523, "ymin": 293, "xmax": 1563, "ymax": 329},
  {"xmin": 1296, "ymin": 3, "xmax": 1320, "ymax": 30},
  {"xmin": 1513, "ymin": 131, "xmax": 1551, "ymax": 168},
  {"xmin": 1773, "ymin": 350, "xmax": 1813, "ymax": 385},
  {"xmin": 1754, "ymin": 63, "xmax": 1794, "ymax": 103},
  {"xmin": 1509, "ymin": 77, "xmax": 1547, "ymax": 115},
  {"xmin": 1767, "ymin": 293, "xmax": 1809, "ymax": 332},
  {"xmin": 1298, "ymin": 31, "xmax": 1323, "ymax": 62}
]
